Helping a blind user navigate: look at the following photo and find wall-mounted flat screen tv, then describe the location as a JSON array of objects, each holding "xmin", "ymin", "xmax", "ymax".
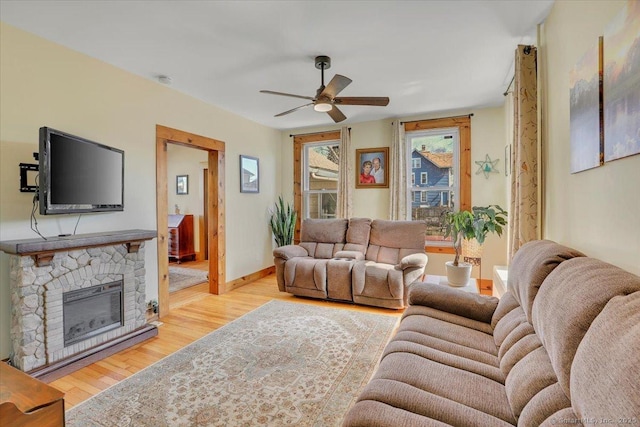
[{"xmin": 39, "ymin": 127, "xmax": 124, "ymax": 215}]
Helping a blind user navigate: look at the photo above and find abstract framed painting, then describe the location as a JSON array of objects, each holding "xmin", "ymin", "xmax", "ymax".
[
  {"xmin": 603, "ymin": 0, "xmax": 640, "ymax": 162},
  {"xmin": 569, "ymin": 37, "xmax": 603, "ymax": 173}
]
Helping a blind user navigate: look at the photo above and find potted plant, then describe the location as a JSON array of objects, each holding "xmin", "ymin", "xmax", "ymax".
[
  {"xmin": 269, "ymin": 196, "xmax": 297, "ymax": 247},
  {"xmin": 442, "ymin": 205, "xmax": 507, "ymax": 286}
]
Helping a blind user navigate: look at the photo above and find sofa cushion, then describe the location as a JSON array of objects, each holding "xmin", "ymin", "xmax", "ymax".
[
  {"xmin": 408, "ymin": 282, "xmax": 499, "ymax": 324},
  {"xmin": 299, "ymin": 219, "xmax": 347, "ymax": 259},
  {"xmin": 508, "ymin": 240, "xmax": 585, "ymax": 323},
  {"xmin": 343, "ymin": 217, "xmax": 371, "ymax": 254},
  {"xmin": 367, "ymin": 352, "xmax": 516, "ymax": 424},
  {"xmin": 403, "ymin": 305, "xmax": 494, "ymax": 334},
  {"xmin": 518, "ymin": 383, "xmax": 573, "ymax": 426},
  {"xmin": 391, "ymin": 329, "xmax": 499, "ymax": 368},
  {"xmin": 383, "ymin": 337, "xmax": 504, "ymax": 384},
  {"xmin": 532, "ymin": 257, "xmax": 640, "ymax": 399},
  {"xmin": 344, "ymin": 381, "xmax": 515, "ymax": 427},
  {"xmin": 300, "ymin": 218, "xmax": 348, "ymax": 243},
  {"xmin": 283, "ymin": 258, "xmax": 329, "ymax": 299},
  {"xmin": 571, "ymin": 291, "xmax": 640, "ymax": 421},
  {"xmin": 493, "ymin": 303, "xmax": 528, "ymax": 349},
  {"xmin": 491, "ymin": 291, "xmax": 520, "ymax": 329},
  {"xmin": 366, "ymin": 220, "xmax": 426, "ymax": 264},
  {"xmin": 399, "ymin": 310, "xmax": 498, "ymax": 356},
  {"xmin": 504, "ymin": 346, "xmax": 559, "ymax": 419}
]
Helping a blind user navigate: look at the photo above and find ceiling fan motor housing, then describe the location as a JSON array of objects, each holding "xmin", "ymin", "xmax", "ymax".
[{"xmin": 315, "ymin": 55, "xmax": 331, "ymax": 70}]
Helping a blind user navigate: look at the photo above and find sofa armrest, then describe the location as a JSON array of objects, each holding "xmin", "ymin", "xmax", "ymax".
[
  {"xmin": 334, "ymin": 250, "xmax": 365, "ymax": 261},
  {"xmin": 273, "ymin": 245, "xmax": 308, "ymax": 260},
  {"xmin": 408, "ymin": 282, "xmax": 499, "ymax": 324},
  {"xmin": 398, "ymin": 253, "xmax": 428, "ymax": 270}
]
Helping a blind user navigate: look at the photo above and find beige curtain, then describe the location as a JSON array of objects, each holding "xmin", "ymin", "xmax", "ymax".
[
  {"xmin": 389, "ymin": 120, "xmax": 407, "ymax": 220},
  {"xmin": 337, "ymin": 126, "xmax": 352, "ymax": 218},
  {"xmin": 509, "ymin": 45, "xmax": 539, "ymax": 260}
]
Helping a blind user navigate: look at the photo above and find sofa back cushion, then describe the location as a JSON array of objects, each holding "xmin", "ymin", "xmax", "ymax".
[
  {"xmin": 532, "ymin": 257, "xmax": 640, "ymax": 399},
  {"xmin": 509, "ymin": 240, "xmax": 585, "ymax": 322},
  {"xmin": 366, "ymin": 220, "xmax": 426, "ymax": 264},
  {"xmin": 344, "ymin": 217, "xmax": 372, "ymax": 254},
  {"xmin": 300, "ymin": 218, "xmax": 348, "ymax": 259},
  {"xmin": 571, "ymin": 291, "xmax": 640, "ymax": 421}
]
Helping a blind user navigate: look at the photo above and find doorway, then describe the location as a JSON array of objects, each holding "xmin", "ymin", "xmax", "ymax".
[{"xmin": 155, "ymin": 125, "xmax": 226, "ymax": 318}]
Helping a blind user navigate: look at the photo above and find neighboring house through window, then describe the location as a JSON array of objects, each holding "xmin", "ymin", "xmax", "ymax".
[{"xmin": 405, "ymin": 116, "xmax": 471, "ymax": 251}]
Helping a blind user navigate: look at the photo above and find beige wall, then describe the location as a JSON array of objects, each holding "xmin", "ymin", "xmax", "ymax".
[
  {"xmin": 0, "ymin": 23, "xmax": 282, "ymax": 358},
  {"xmin": 280, "ymin": 106, "xmax": 509, "ymax": 279},
  {"xmin": 167, "ymin": 144, "xmax": 208, "ymax": 252},
  {"xmin": 542, "ymin": 0, "xmax": 640, "ymax": 275}
]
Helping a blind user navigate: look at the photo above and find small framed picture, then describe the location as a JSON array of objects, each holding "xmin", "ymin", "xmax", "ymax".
[
  {"xmin": 176, "ymin": 175, "xmax": 188, "ymax": 195},
  {"xmin": 355, "ymin": 147, "xmax": 389, "ymax": 188},
  {"xmin": 240, "ymin": 155, "xmax": 259, "ymax": 193}
]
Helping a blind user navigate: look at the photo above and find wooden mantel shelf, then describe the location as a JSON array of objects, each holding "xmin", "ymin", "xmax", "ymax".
[{"xmin": 0, "ymin": 229, "xmax": 157, "ymax": 266}]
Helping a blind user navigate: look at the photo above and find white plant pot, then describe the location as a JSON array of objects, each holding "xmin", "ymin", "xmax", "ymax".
[{"xmin": 445, "ymin": 261, "xmax": 473, "ymax": 287}]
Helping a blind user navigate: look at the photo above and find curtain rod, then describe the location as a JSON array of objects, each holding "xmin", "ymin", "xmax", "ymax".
[
  {"xmin": 503, "ymin": 45, "xmax": 535, "ymax": 96},
  {"xmin": 289, "ymin": 127, "xmax": 350, "ymax": 138},
  {"xmin": 400, "ymin": 113, "xmax": 473, "ymax": 125},
  {"xmin": 503, "ymin": 75, "xmax": 515, "ymax": 96}
]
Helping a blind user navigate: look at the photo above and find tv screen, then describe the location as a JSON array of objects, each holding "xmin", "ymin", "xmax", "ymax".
[{"xmin": 39, "ymin": 127, "xmax": 124, "ymax": 215}]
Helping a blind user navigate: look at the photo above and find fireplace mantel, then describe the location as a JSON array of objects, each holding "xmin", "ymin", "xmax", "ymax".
[
  {"xmin": 0, "ymin": 229, "xmax": 157, "ymax": 266},
  {"xmin": 1, "ymin": 229, "xmax": 158, "ymax": 380}
]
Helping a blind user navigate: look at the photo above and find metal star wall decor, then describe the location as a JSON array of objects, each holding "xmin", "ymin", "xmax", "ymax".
[{"xmin": 475, "ymin": 154, "xmax": 500, "ymax": 178}]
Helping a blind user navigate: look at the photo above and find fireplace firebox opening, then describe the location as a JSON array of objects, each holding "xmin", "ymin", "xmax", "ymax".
[{"xmin": 63, "ymin": 280, "xmax": 124, "ymax": 347}]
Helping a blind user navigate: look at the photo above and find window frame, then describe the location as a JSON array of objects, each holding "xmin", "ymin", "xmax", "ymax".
[
  {"xmin": 420, "ymin": 171, "xmax": 428, "ymax": 185},
  {"xmin": 302, "ymin": 140, "xmax": 340, "ymax": 220},
  {"xmin": 404, "ymin": 116, "xmax": 471, "ymax": 254},
  {"xmin": 293, "ymin": 130, "xmax": 341, "ymax": 243}
]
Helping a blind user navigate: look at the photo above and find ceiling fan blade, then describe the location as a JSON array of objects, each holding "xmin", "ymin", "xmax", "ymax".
[
  {"xmin": 327, "ymin": 105, "xmax": 347, "ymax": 123},
  {"xmin": 260, "ymin": 90, "xmax": 314, "ymax": 101},
  {"xmin": 275, "ymin": 103, "xmax": 314, "ymax": 117},
  {"xmin": 334, "ymin": 96, "xmax": 390, "ymax": 106},
  {"xmin": 321, "ymin": 74, "xmax": 352, "ymax": 99}
]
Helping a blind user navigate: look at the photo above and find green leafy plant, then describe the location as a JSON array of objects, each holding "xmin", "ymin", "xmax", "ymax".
[
  {"xmin": 269, "ymin": 196, "xmax": 297, "ymax": 247},
  {"xmin": 443, "ymin": 205, "xmax": 508, "ymax": 266}
]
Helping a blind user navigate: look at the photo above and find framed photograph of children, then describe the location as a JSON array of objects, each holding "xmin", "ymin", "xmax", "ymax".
[{"xmin": 355, "ymin": 147, "xmax": 389, "ymax": 188}]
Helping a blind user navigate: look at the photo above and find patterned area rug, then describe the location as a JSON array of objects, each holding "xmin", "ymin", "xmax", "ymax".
[
  {"xmin": 168, "ymin": 266, "xmax": 208, "ymax": 293},
  {"xmin": 65, "ymin": 300, "xmax": 398, "ymax": 427}
]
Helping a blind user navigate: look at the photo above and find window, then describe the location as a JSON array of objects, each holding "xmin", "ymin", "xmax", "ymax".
[
  {"xmin": 411, "ymin": 173, "xmax": 415, "ymax": 185},
  {"xmin": 303, "ymin": 142, "xmax": 339, "ymax": 219},
  {"xmin": 293, "ymin": 131, "xmax": 341, "ymax": 241},
  {"xmin": 404, "ymin": 116, "xmax": 471, "ymax": 250}
]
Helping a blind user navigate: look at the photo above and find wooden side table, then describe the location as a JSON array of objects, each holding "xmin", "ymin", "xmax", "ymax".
[{"xmin": 0, "ymin": 363, "xmax": 65, "ymax": 427}]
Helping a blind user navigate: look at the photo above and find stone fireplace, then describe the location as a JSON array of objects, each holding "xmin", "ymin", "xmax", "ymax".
[{"xmin": 1, "ymin": 230, "xmax": 157, "ymax": 376}]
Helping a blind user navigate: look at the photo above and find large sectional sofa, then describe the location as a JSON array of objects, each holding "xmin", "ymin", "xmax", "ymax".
[
  {"xmin": 343, "ymin": 240, "xmax": 640, "ymax": 426},
  {"xmin": 273, "ymin": 218, "xmax": 428, "ymax": 309}
]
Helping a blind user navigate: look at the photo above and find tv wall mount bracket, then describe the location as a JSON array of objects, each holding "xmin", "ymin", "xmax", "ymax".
[{"xmin": 19, "ymin": 162, "xmax": 38, "ymax": 193}]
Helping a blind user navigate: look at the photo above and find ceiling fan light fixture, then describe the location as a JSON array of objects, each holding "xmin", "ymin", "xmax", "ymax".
[{"xmin": 314, "ymin": 102, "xmax": 333, "ymax": 112}]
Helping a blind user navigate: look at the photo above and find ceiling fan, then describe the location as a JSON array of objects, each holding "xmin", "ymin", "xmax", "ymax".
[{"xmin": 260, "ymin": 55, "xmax": 390, "ymax": 123}]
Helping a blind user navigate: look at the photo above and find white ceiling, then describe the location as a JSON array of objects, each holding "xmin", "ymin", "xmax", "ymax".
[{"xmin": 0, "ymin": 0, "xmax": 554, "ymax": 130}]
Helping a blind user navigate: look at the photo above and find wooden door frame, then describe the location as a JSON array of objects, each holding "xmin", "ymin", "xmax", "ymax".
[{"xmin": 156, "ymin": 125, "xmax": 226, "ymax": 318}]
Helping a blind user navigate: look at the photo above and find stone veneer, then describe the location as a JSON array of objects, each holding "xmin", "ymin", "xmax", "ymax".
[{"xmin": 9, "ymin": 243, "xmax": 148, "ymax": 372}]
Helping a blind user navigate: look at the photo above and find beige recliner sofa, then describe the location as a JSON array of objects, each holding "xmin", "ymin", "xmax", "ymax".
[
  {"xmin": 273, "ymin": 218, "xmax": 427, "ymax": 309},
  {"xmin": 343, "ymin": 240, "xmax": 640, "ymax": 426}
]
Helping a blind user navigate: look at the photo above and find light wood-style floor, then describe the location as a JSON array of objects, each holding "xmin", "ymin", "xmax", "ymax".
[{"xmin": 50, "ymin": 267, "xmax": 404, "ymax": 409}]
